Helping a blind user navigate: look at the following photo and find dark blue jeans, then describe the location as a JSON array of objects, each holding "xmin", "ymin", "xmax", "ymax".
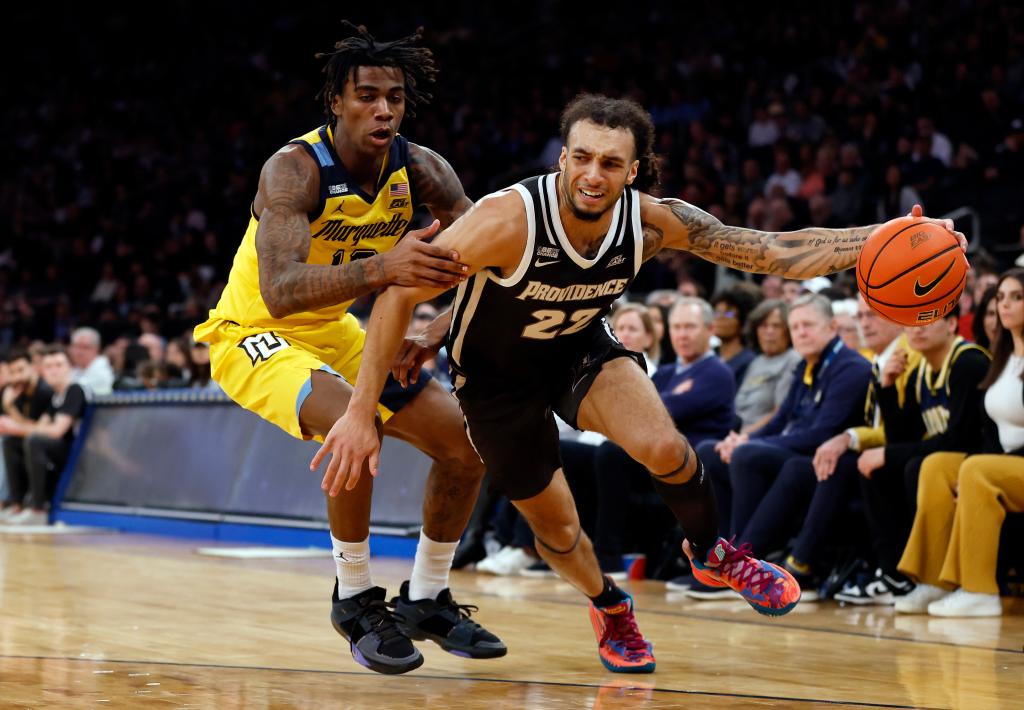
[{"xmin": 740, "ymin": 452, "xmax": 859, "ymax": 563}]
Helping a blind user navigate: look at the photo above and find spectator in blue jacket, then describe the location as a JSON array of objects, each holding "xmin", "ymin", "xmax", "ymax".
[
  {"xmin": 676, "ymin": 294, "xmax": 871, "ymax": 597},
  {"xmin": 590, "ymin": 297, "xmax": 736, "ymax": 576}
]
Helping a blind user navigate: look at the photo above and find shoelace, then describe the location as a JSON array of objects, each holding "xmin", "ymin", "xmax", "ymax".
[
  {"xmin": 441, "ymin": 599, "xmax": 482, "ymax": 628},
  {"xmin": 600, "ymin": 610, "xmax": 649, "ymax": 659},
  {"xmin": 354, "ymin": 599, "xmax": 408, "ymax": 644},
  {"xmin": 716, "ymin": 541, "xmax": 784, "ymax": 606}
]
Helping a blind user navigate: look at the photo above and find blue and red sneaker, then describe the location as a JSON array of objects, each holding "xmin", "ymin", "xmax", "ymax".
[
  {"xmin": 587, "ymin": 594, "xmax": 655, "ymax": 673},
  {"xmin": 683, "ymin": 538, "xmax": 800, "ymax": 616}
]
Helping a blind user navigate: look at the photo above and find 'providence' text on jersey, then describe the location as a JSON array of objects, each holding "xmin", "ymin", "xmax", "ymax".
[{"xmin": 447, "ymin": 173, "xmax": 642, "ymax": 389}]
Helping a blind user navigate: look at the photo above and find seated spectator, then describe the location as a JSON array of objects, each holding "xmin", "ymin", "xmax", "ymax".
[
  {"xmin": 835, "ymin": 306, "xmax": 990, "ymax": 605},
  {"xmin": 0, "ymin": 346, "xmax": 87, "ymax": 525},
  {"xmin": 591, "ymin": 297, "xmax": 735, "ymax": 577},
  {"xmin": 682, "ymin": 294, "xmax": 871, "ymax": 598},
  {"xmin": 609, "ymin": 303, "xmax": 660, "ymax": 374},
  {"xmin": 69, "ymin": 327, "xmax": 115, "ymax": 396},
  {"xmin": 734, "ymin": 299, "xmax": 801, "ymax": 433},
  {"xmin": 751, "ymin": 297, "xmax": 916, "ymax": 597},
  {"xmin": 711, "ymin": 286, "xmax": 757, "ymax": 386},
  {"xmin": 972, "ymin": 286, "xmax": 999, "ymax": 351},
  {"xmin": 896, "ymin": 268, "xmax": 1024, "ymax": 617},
  {"xmin": 832, "ymin": 298, "xmax": 867, "ymax": 354},
  {"xmin": 0, "ymin": 348, "xmax": 54, "ymax": 520},
  {"xmin": 185, "ymin": 338, "xmax": 220, "ymax": 391}
]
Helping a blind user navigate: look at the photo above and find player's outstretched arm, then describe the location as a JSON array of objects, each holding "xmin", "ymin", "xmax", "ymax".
[
  {"xmin": 639, "ymin": 195, "xmax": 965, "ymax": 280},
  {"xmin": 255, "ymin": 147, "xmax": 468, "ymax": 318},
  {"xmin": 310, "ymin": 192, "xmax": 526, "ymax": 495}
]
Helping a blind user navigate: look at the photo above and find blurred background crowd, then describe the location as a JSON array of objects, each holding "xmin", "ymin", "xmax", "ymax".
[{"xmin": 1, "ymin": 1, "xmax": 1022, "ymax": 613}]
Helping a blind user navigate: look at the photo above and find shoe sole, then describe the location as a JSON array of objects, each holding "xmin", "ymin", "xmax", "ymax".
[
  {"xmin": 599, "ymin": 655, "xmax": 656, "ymax": 673},
  {"xmin": 928, "ymin": 607, "xmax": 1002, "ymax": 618},
  {"xmin": 834, "ymin": 594, "xmax": 894, "ymax": 606},
  {"xmin": 402, "ymin": 625, "xmax": 508, "ymax": 659},
  {"xmin": 749, "ymin": 594, "xmax": 801, "ymax": 617},
  {"xmin": 331, "ymin": 617, "xmax": 424, "ymax": 674}
]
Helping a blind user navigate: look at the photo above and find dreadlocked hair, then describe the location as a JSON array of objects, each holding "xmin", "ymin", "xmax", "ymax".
[
  {"xmin": 316, "ymin": 21, "xmax": 438, "ymax": 123},
  {"xmin": 559, "ymin": 93, "xmax": 661, "ymax": 193}
]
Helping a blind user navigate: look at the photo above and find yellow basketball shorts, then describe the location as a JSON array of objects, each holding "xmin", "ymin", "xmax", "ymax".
[{"xmin": 194, "ymin": 314, "xmax": 430, "ymax": 442}]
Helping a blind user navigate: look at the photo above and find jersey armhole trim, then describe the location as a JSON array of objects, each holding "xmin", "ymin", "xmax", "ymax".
[
  {"xmin": 631, "ymin": 188, "xmax": 644, "ymax": 276},
  {"xmin": 494, "ymin": 184, "xmax": 535, "ymax": 287}
]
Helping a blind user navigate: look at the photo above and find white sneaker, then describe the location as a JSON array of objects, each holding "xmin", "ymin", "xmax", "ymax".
[
  {"xmin": 0, "ymin": 507, "xmax": 21, "ymax": 522},
  {"xmin": 6, "ymin": 508, "xmax": 48, "ymax": 526},
  {"xmin": 927, "ymin": 589, "xmax": 1002, "ymax": 617},
  {"xmin": 894, "ymin": 584, "xmax": 948, "ymax": 614},
  {"xmin": 475, "ymin": 546, "xmax": 534, "ymax": 576}
]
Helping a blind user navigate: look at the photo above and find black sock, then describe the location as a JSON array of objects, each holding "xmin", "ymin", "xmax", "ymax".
[
  {"xmin": 589, "ymin": 576, "xmax": 628, "ymax": 608},
  {"xmin": 650, "ymin": 458, "xmax": 719, "ymax": 560}
]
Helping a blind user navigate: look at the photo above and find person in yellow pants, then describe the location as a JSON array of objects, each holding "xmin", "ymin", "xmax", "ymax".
[{"xmin": 896, "ymin": 268, "xmax": 1024, "ymax": 617}]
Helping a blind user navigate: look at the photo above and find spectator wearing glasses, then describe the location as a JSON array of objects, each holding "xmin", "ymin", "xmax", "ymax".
[{"xmin": 711, "ymin": 286, "xmax": 758, "ymax": 387}]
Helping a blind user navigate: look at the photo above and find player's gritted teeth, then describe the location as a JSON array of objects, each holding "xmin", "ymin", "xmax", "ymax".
[{"xmin": 577, "ymin": 186, "xmax": 604, "ymax": 205}]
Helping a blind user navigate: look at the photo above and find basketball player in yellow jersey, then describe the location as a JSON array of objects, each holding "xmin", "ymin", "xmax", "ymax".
[{"xmin": 193, "ymin": 25, "xmax": 504, "ymax": 675}]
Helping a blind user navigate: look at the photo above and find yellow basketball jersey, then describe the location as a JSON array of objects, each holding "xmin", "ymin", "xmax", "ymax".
[{"xmin": 202, "ymin": 124, "xmax": 416, "ymax": 330}]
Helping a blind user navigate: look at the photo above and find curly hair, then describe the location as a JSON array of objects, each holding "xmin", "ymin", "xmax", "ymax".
[
  {"xmin": 316, "ymin": 22, "xmax": 438, "ymax": 123},
  {"xmin": 559, "ymin": 93, "xmax": 660, "ymax": 192}
]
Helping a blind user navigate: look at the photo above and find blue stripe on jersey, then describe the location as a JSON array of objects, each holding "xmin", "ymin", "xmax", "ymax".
[{"xmin": 311, "ymin": 141, "xmax": 335, "ymax": 167}]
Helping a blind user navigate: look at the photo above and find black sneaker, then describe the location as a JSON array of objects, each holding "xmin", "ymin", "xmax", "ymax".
[
  {"xmin": 665, "ymin": 573, "xmax": 694, "ymax": 592},
  {"xmin": 330, "ymin": 582, "xmax": 423, "ymax": 674},
  {"xmin": 782, "ymin": 560, "xmax": 821, "ymax": 602},
  {"xmin": 834, "ymin": 568, "xmax": 914, "ymax": 606},
  {"xmin": 392, "ymin": 580, "xmax": 507, "ymax": 659}
]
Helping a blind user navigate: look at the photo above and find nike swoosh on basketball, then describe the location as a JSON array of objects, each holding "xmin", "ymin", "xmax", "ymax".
[
  {"xmin": 913, "ymin": 259, "xmax": 955, "ymax": 297},
  {"xmin": 534, "ymin": 258, "xmax": 559, "ymax": 267}
]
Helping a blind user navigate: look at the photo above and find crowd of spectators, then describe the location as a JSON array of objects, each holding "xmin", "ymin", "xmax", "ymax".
[{"xmin": 1, "ymin": 4, "xmax": 1022, "ymax": 609}]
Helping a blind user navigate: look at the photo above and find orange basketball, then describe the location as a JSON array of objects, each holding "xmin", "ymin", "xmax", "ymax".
[{"xmin": 856, "ymin": 217, "xmax": 968, "ymax": 326}]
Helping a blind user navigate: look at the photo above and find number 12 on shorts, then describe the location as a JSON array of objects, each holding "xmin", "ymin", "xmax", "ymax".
[{"xmin": 522, "ymin": 308, "xmax": 600, "ymax": 340}]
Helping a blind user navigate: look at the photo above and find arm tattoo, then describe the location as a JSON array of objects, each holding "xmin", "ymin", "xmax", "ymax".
[
  {"xmin": 640, "ymin": 222, "xmax": 665, "ymax": 263},
  {"xmin": 256, "ymin": 153, "xmax": 385, "ymax": 318},
  {"xmin": 657, "ymin": 198, "xmax": 876, "ymax": 278},
  {"xmin": 408, "ymin": 143, "xmax": 473, "ymax": 228}
]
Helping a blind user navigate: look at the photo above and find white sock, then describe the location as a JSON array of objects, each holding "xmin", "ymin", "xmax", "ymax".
[
  {"xmin": 408, "ymin": 529, "xmax": 458, "ymax": 601},
  {"xmin": 332, "ymin": 535, "xmax": 373, "ymax": 599}
]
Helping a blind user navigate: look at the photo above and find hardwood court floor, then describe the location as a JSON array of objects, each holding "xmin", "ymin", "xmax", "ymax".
[{"xmin": 1, "ymin": 532, "xmax": 1021, "ymax": 709}]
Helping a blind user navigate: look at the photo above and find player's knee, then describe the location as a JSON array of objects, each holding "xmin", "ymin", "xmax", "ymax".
[
  {"xmin": 642, "ymin": 433, "xmax": 692, "ymax": 480},
  {"xmin": 533, "ymin": 522, "xmax": 580, "ymax": 553}
]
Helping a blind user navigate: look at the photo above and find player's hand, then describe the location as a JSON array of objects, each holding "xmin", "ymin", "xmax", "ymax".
[
  {"xmin": 392, "ymin": 310, "xmax": 449, "ymax": 387},
  {"xmin": 378, "ymin": 219, "xmax": 469, "ymax": 288},
  {"xmin": 310, "ymin": 411, "xmax": 381, "ymax": 497},
  {"xmin": 857, "ymin": 447, "xmax": 885, "ymax": 478},
  {"xmin": 880, "ymin": 348, "xmax": 908, "ymax": 388},
  {"xmin": 908, "ymin": 204, "xmax": 967, "ymax": 252},
  {"xmin": 813, "ymin": 432, "xmax": 850, "ymax": 481}
]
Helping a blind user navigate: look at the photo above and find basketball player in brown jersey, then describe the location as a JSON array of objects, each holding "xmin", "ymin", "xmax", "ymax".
[{"xmin": 316, "ymin": 94, "xmax": 966, "ymax": 672}]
